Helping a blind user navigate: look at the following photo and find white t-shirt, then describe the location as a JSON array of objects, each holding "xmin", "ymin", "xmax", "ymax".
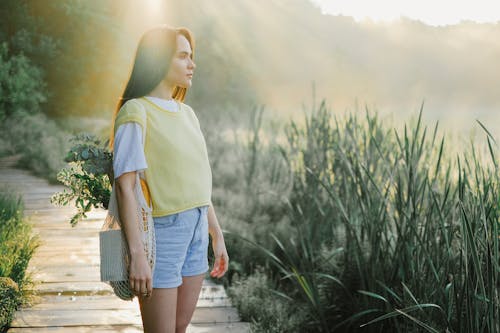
[{"xmin": 113, "ymin": 96, "xmax": 179, "ymax": 180}]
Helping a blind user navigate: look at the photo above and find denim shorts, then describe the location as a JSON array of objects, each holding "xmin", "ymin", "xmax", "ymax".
[{"xmin": 152, "ymin": 205, "xmax": 209, "ymax": 288}]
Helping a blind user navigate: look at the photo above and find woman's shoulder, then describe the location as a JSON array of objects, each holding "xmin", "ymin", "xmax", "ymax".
[
  {"xmin": 178, "ymin": 100, "xmax": 187, "ymax": 107},
  {"xmin": 179, "ymin": 101, "xmax": 195, "ymax": 113},
  {"xmin": 118, "ymin": 98, "xmax": 147, "ymax": 115},
  {"xmin": 121, "ymin": 97, "xmax": 145, "ymax": 110},
  {"xmin": 115, "ymin": 98, "xmax": 147, "ymax": 128}
]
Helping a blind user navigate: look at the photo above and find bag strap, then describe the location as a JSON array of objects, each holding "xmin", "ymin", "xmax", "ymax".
[
  {"xmin": 135, "ymin": 99, "xmax": 152, "ymax": 207},
  {"xmin": 139, "ymin": 100, "xmax": 147, "ymax": 148}
]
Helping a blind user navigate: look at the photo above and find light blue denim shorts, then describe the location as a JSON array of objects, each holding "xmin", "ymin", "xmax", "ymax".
[{"xmin": 152, "ymin": 205, "xmax": 209, "ymax": 288}]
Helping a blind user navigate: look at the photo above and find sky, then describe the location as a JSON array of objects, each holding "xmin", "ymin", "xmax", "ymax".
[{"xmin": 309, "ymin": 0, "xmax": 500, "ymax": 26}]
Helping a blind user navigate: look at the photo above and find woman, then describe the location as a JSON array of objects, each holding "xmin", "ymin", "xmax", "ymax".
[{"xmin": 109, "ymin": 25, "xmax": 229, "ymax": 333}]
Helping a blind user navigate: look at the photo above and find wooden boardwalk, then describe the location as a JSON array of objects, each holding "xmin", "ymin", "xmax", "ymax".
[{"xmin": 0, "ymin": 155, "xmax": 250, "ymax": 333}]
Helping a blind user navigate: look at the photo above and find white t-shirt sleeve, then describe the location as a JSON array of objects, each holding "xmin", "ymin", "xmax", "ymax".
[{"xmin": 113, "ymin": 122, "xmax": 148, "ymax": 180}]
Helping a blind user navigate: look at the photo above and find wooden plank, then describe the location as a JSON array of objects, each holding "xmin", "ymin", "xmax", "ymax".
[
  {"xmin": 30, "ymin": 229, "xmax": 99, "ymax": 238},
  {"xmin": 34, "ymin": 283, "xmax": 232, "ymax": 301},
  {"xmin": 11, "ymin": 309, "xmax": 143, "ymax": 327},
  {"xmin": 27, "ymin": 295, "xmax": 139, "ymax": 311},
  {"xmin": 31, "ymin": 223, "xmax": 100, "ymax": 230},
  {"xmin": 188, "ymin": 322, "xmax": 251, "ymax": 333},
  {"xmin": 24, "ymin": 208, "xmax": 77, "ymax": 215},
  {"xmin": 33, "ymin": 222, "xmax": 98, "ymax": 230},
  {"xmin": 31, "ymin": 282, "xmax": 228, "ymax": 299},
  {"xmin": 30, "ymin": 255, "xmax": 100, "ymax": 266},
  {"xmin": 30, "ymin": 281, "xmax": 114, "ymax": 295},
  {"xmin": 0, "ymin": 179, "xmax": 48, "ymax": 184},
  {"xmin": 24, "ymin": 211, "xmax": 77, "ymax": 219},
  {"xmin": 33, "ymin": 249, "xmax": 99, "ymax": 257},
  {"xmin": 8, "ymin": 326, "xmax": 143, "ymax": 333},
  {"xmin": 7, "ymin": 322, "xmax": 251, "ymax": 332},
  {"xmin": 29, "ymin": 265, "xmax": 101, "ymax": 283},
  {"xmin": 11, "ymin": 307, "xmax": 241, "ymax": 327},
  {"xmin": 27, "ymin": 295, "xmax": 232, "ymax": 310},
  {"xmin": 198, "ymin": 285, "xmax": 229, "ymax": 299},
  {"xmin": 33, "ymin": 236, "xmax": 99, "ymax": 244}
]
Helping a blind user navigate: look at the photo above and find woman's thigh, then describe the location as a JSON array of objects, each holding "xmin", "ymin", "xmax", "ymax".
[
  {"xmin": 139, "ymin": 287, "xmax": 177, "ymax": 333},
  {"xmin": 176, "ymin": 273, "xmax": 205, "ymax": 329}
]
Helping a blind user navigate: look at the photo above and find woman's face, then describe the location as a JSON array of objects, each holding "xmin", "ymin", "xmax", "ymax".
[{"xmin": 165, "ymin": 34, "xmax": 196, "ymax": 88}]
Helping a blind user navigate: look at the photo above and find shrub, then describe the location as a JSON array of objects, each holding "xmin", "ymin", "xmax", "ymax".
[
  {"xmin": 0, "ymin": 42, "xmax": 46, "ymax": 121},
  {"xmin": 228, "ymin": 267, "xmax": 308, "ymax": 333},
  {"xmin": 0, "ymin": 113, "xmax": 71, "ymax": 183},
  {"xmin": 0, "ymin": 189, "xmax": 38, "ymax": 332},
  {"xmin": 0, "ymin": 277, "xmax": 19, "ymax": 332}
]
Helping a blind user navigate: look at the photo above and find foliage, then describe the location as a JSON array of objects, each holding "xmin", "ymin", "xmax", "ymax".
[
  {"xmin": 200, "ymin": 103, "xmax": 293, "ymax": 287},
  {"xmin": 0, "ymin": 2, "xmax": 67, "ymax": 185},
  {"xmin": 0, "ymin": 113, "xmax": 71, "ymax": 183},
  {"xmin": 221, "ymin": 100, "xmax": 500, "ymax": 332},
  {"xmin": 227, "ymin": 267, "xmax": 309, "ymax": 333},
  {"xmin": 0, "ymin": 42, "xmax": 47, "ymax": 121},
  {"xmin": 0, "ymin": 277, "xmax": 19, "ymax": 333},
  {"xmin": 0, "ymin": 189, "xmax": 39, "ymax": 332},
  {"xmin": 50, "ymin": 133, "xmax": 112, "ymax": 226}
]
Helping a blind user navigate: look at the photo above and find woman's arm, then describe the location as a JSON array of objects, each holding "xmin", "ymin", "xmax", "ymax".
[
  {"xmin": 208, "ymin": 201, "xmax": 229, "ymax": 278},
  {"xmin": 115, "ymin": 171, "xmax": 152, "ymax": 297}
]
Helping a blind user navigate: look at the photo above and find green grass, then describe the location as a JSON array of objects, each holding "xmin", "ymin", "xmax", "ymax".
[
  {"xmin": 0, "ymin": 188, "xmax": 39, "ymax": 332},
  {"xmin": 213, "ymin": 100, "xmax": 500, "ymax": 332}
]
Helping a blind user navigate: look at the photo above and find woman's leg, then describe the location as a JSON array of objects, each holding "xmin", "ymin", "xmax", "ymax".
[
  {"xmin": 139, "ymin": 287, "xmax": 178, "ymax": 333},
  {"xmin": 175, "ymin": 273, "xmax": 205, "ymax": 333}
]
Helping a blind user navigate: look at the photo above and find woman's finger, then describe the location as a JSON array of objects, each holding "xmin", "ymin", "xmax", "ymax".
[
  {"xmin": 141, "ymin": 278, "xmax": 150, "ymax": 296},
  {"xmin": 145, "ymin": 278, "xmax": 152, "ymax": 297},
  {"xmin": 210, "ymin": 257, "xmax": 220, "ymax": 276},
  {"xmin": 129, "ymin": 279, "xmax": 136, "ymax": 294},
  {"xmin": 212, "ymin": 255, "xmax": 226, "ymax": 278}
]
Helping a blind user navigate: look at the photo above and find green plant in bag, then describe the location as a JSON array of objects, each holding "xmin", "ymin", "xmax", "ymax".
[{"xmin": 51, "ymin": 133, "xmax": 113, "ymax": 226}]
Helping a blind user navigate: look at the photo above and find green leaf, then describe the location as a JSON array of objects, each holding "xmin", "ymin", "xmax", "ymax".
[
  {"xmin": 81, "ymin": 149, "xmax": 89, "ymax": 160},
  {"xmin": 357, "ymin": 290, "xmax": 389, "ymax": 304}
]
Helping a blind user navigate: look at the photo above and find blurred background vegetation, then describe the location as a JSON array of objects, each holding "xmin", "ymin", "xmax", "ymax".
[{"xmin": 1, "ymin": 0, "xmax": 499, "ymax": 332}]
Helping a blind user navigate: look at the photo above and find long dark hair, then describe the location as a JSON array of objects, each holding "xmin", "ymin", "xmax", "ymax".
[{"xmin": 109, "ymin": 25, "xmax": 195, "ymax": 149}]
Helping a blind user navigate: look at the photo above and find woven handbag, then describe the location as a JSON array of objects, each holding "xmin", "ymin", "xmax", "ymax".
[
  {"xmin": 99, "ymin": 172, "xmax": 155, "ymax": 300},
  {"xmin": 99, "ymin": 99, "xmax": 154, "ymax": 300}
]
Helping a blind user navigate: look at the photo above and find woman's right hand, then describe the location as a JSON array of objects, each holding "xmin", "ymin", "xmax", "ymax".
[
  {"xmin": 128, "ymin": 253, "xmax": 152, "ymax": 298},
  {"xmin": 115, "ymin": 171, "xmax": 153, "ymax": 298}
]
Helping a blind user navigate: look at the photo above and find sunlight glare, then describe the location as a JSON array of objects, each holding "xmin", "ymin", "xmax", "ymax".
[
  {"xmin": 310, "ymin": 0, "xmax": 500, "ymax": 26},
  {"xmin": 143, "ymin": 0, "xmax": 168, "ymax": 23}
]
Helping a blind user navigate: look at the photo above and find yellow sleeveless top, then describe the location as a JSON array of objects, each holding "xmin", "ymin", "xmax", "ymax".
[{"xmin": 113, "ymin": 97, "xmax": 212, "ymax": 217}]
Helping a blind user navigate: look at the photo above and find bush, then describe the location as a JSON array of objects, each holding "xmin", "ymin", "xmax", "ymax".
[
  {"xmin": 0, "ymin": 113, "xmax": 71, "ymax": 183},
  {"xmin": 0, "ymin": 277, "xmax": 19, "ymax": 332},
  {"xmin": 0, "ymin": 42, "xmax": 47, "ymax": 121},
  {"xmin": 0, "ymin": 38, "xmax": 68, "ymax": 184},
  {"xmin": 228, "ymin": 267, "xmax": 308, "ymax": 333},
  {"xmin": 0, "ymin": 189, "xmax": 38, "ymax": 332}
]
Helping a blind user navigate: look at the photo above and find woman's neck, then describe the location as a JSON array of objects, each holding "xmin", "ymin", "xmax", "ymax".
[{"xmin": 148, "ymin": 80, "xmax": 174, "ymax": 100}]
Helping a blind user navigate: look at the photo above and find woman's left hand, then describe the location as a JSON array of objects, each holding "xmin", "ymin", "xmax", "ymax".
[{"xmin": 210, "ymin": 234, "xmax": 229, "ymax": 278}]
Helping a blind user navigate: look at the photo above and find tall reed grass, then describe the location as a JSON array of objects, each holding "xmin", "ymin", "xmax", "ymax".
[{"xmin": 227, "ymin": 100, "xmax": 499, "ymax": 332}]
